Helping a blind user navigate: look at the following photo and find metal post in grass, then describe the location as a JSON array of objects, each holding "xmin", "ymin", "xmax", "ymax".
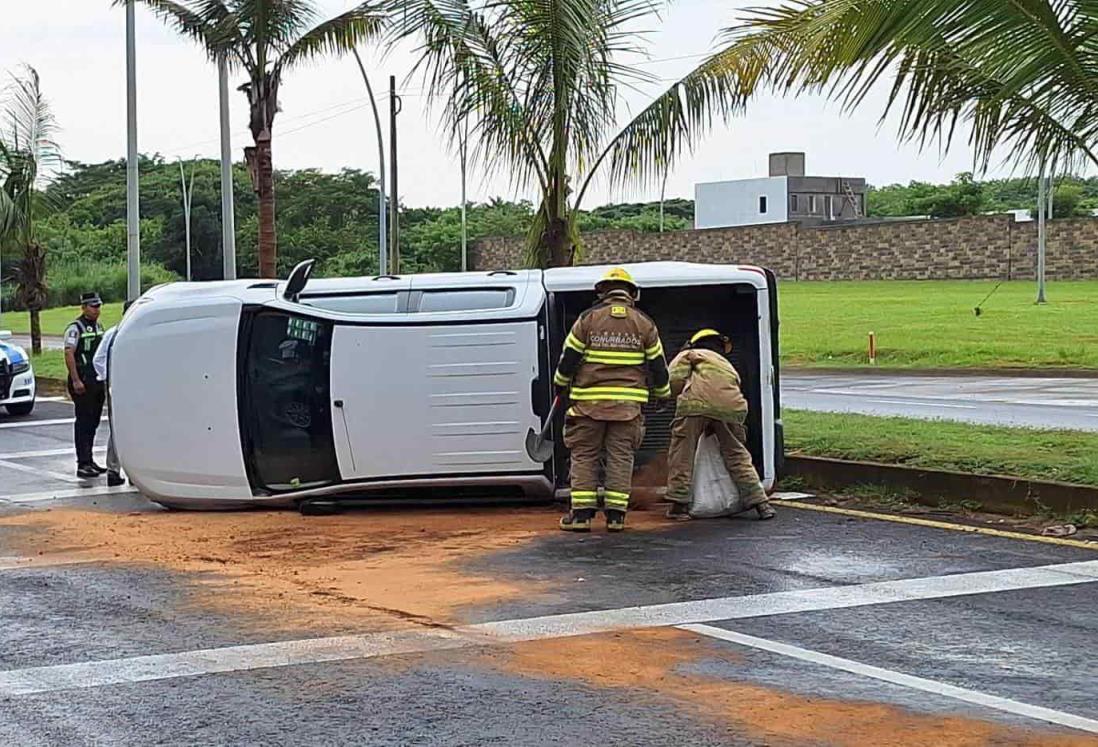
[
  {"xmin": 1036, "ymin": 160, "xmax": 1048, "ymax": 305},
  {"xmin": 179, "ymin": 158, "xmax": 196, "ymax": 281},
  {"xmin": 351, "ymin": 49, "xmax": 387, "ymax": 275}
]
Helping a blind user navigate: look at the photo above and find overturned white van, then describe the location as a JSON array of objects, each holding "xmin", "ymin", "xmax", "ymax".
[{"xmin": 110, "ymin": 261, "xmax": 782, "ymax": 510}]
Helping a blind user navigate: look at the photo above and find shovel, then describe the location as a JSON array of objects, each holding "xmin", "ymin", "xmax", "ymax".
[{"xmin": 525, "ymin": 394, "xmax": 563, "ymax": 462}]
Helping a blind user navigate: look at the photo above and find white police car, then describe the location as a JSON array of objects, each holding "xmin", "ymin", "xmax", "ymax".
[{"xmin": 0, "ymin": 332, "xmax": 36, "ymax": 416}]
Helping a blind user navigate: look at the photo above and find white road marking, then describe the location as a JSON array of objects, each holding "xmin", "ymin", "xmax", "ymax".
[
  {"xmin": 0, "ymin": 416, "xmax": 107, "ymax": 430},
  {"xmin": 0, "ymin": 560, "xmax": 1095, "ymax": 696},
  {"xmin": 0, "ymin": 446, "xmax": 105, "ymax": 460},
  {"xmin": 862, "ymin": 398, "xmax": 978, "ymax": 410},
  {"xmin": 0, "ymin": 485, "xmax": 139, "ymax": 505},
  {"xmin": 0, "ymin": 459, "xmax": 82, "ymax": 484},
  {"xmin": 682, "ymin": 624, "xmax": 1098, "ymax": 735}
]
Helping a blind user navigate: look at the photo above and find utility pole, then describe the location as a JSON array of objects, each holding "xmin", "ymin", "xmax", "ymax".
[
  {"xmin": 659, "ymin": 162, "xmax": 669, "ymax": 233},
  {"xmin": 218, "ymin": 55, "xmax": 236, "ymax": 281},
  {"xmin": 352, "ymin": 49, "xmax": 387, "ymax": 275},
  {"xmin": 388, "ymin": 75, "xmax": 401, "ymax": 274},
  {"xmin": 179, "ymin": 158, "xmax": 196, "ymax": 281},
  {"xmin": 125, "ymin": 0, "xmax": 141, "ymax": 301},
  {"xmin": 1036, "ymin": 159, "xmax": 1048, "ymax": 304}
]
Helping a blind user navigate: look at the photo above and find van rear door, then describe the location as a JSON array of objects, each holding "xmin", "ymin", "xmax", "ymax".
[{"xmin": 329, "ymin": 272, "xmax": 547, "ymax": 481}]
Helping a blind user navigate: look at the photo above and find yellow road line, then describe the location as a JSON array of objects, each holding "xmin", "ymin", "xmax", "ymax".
[{"xmin": 780, "ymin": 500, "xmax": 1098, "ymax": 551}]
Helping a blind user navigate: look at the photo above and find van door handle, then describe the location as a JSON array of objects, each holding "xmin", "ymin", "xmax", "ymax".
[{"xmin": 334, "ymin": 399, "xmax": 344, "ymax": 408}]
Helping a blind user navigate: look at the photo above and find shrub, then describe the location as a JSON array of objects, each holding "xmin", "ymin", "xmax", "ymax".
[{"xmin": 1, "ymin": 260, "xmax": 177, "ymax": 310}]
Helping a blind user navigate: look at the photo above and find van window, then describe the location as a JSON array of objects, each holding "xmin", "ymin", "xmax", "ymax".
[
  {"xmin": 416, "ymin": 288, "xmax": 516, "ymax": 313},
  {"xmin": 302, "ymin": 292, "xmax": 401, "ymax": 314}
]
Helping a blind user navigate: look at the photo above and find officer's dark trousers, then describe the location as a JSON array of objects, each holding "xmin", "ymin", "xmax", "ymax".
[{"xmin": 69, "ymin": 379, "xmax": 105, "ymax": 467}]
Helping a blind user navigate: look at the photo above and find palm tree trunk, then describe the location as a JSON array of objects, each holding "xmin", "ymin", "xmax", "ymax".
[
  {"xmin": 544, "ymin": 217, "xmax": 573, "ymax": 267},
  {"xmin": 29, "ymin": 309, "xmax": 42, "ymax": 356},
  {"xmin": 255, "ymin": 133, "xmax": 277, "ymax": 278}
]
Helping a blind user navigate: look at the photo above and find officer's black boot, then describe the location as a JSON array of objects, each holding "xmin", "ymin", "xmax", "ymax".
[
  {"xmin": 605, "ymin": 509, "xmax": 626, "ymax": 533},
  {"xmin": 559, "ymin": 509, "xmax": 595, "ymax": 532},
  {"xmin": 107, "ymin": 471, "xmax": 125, "ymax": 487}
]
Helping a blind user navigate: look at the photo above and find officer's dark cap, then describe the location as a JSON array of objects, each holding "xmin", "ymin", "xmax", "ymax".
[{"xmin": 80, "ymin": 292, "xmax": 103, "ymax": 307}]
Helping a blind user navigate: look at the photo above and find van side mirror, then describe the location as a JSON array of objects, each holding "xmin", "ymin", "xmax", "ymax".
[{"xmin": 284, "ymin": 259, "xmax": 316, "ymax": 303}]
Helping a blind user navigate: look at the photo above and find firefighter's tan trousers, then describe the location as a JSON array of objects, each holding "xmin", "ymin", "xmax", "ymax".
[
  {"xmin": 564, "ymin": 415, "xmax": 645, "ymax": 513},
  {"xmin": 666, "ymin": 415, "xmax": 766, "ymax": 508}
]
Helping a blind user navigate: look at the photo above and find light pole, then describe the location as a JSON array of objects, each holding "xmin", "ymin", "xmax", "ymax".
[
  {"xmin": 218, "ymin": 55, "xmax": 236, "ymax": 281},
  {"xmin": 459, "ymin": 115, "xmax": 468, "ymax": 271},
  {"xmin": 351, "ymin": 49, "xmax": 387, "ymax": 275},
  {"xmin": 179, "ymin": 158, "xmax": 196, "ymax": 281},
  {"xmin": 125, "ymin": 0, "xmax": 141, "ymax": 300}
]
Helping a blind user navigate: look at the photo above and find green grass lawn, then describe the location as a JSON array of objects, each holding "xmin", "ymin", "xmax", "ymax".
[
  {"xmin": 778, "ymin": 280, "xmax": 1098, "ymax": 369},
  {"xmin": 1, "ymin": 304, "xmax": 124, "ymax": 337},
  {"xmin": 5, "ymin": 279, "xmax": 1098, "ymax": 370},
  {"xmin": 784, "ymin": 408, "xmax": 1098, "ymax": 487},
  {"xmin": 29, "ymin": 350, "xmax": 67, "ymax": 381}
]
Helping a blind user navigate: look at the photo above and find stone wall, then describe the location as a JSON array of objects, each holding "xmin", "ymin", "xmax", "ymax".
[{"xmin": 470, "ymin": 214, "xmax": 1098, "ymax": 281}]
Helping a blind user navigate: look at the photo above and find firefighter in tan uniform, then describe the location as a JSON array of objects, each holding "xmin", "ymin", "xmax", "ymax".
[
  {"xmin": 665, "ymin": 329, "xmax": 775, "ymax": 520},
  {"xmin": 553, "ymin": 268, "xmax": 672, "ymax": 532}
]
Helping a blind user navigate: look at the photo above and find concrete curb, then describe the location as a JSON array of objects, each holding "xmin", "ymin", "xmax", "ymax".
[{"xmin": 783, "ymin": 455, "xmax": 1098, "ymax": 516}]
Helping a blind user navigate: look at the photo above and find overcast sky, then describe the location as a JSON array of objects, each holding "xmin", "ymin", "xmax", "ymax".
[{"xmin": 1, "ymin": 0, "xmax": 1050, "ymax": 209}]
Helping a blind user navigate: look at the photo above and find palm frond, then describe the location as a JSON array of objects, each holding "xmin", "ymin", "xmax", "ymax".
[
  {"xmin": 277, "ymin": 2, "xmax": 388, "ymax": 72},
  {"xmin": 714, "ymin": 0, "xmax": 1098, "ymax": 173}
]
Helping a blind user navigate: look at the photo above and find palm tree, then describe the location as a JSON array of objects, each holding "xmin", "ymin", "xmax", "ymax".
[
  {"xmin": 621, "ymin": 0, "xmax": 1098, "ymax": 188},
  {"xmin": 130, "ymin": 0, "xmax": 387, "ymax": 278},
  {"xmin": 0, "ymin": 66, "xmax": 61, "ymax": 355},
  {"xmin": 391, "ymin": 0, "xmax": 743, "ymax": 268}
]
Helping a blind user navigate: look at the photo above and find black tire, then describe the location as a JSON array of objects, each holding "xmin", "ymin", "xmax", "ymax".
[
  {"xmin": 299, "ymin": 499, "xmax": 343, "ymax": 516},
  {"xmin": 5, "ymin": 399, "xmax": 34, "ymax": 417}
]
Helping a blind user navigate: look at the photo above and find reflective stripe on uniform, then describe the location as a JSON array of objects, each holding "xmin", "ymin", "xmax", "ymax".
[
  {"xmin": 564, "ymin": 333, "xmax": 587, "ymax": 353},
  {"xmin": 571, "ymin": 490, "xmax": 599, "ymax": 508},
  {"xmin": 652, "ymin": 383, "xmax": 672, "ymax": 398},
  {"xmin": 603, "ymin": 490, "xmax": 630, "ymax": 509},
  {"xmin": 569, "ymin": 385, "xmax": 649, "ymax": 403},
  {"xmin": 553, "ymin": 370, "xmax": 571, "ymax": 387},
  {"xmin": 583, "ymin": 349, "xmax": 645, "ymax": 365},
  {"xmin": 645, "ymin": 341, "xmax": 664, "ymax": 360}
]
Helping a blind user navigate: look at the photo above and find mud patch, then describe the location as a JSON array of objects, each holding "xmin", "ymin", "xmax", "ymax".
[
  {"xmin": 0, "ymin": 506, "xmax": 672, "ymax": 632},
  {"xmin": 476, "ymin": 629, "xmax": 1094, "ymax": 746}
]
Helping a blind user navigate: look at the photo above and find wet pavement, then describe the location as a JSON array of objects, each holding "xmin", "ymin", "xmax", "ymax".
[
  {"xmin": 1, "ymin": 401, "xmax": 1097, "ymax": 745},
  {"xmin": 783, "ymin": 371, "xmax": 1098, "ymax": 430}
]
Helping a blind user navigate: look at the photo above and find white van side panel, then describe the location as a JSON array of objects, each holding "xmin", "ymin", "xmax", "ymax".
[
  {"xmin": 111, "ymin": 297, "xmax": 251, "ymax": 501},
  {"xmin": 330, "ymin": 321, "xmax": 543, "ymax": 480}
]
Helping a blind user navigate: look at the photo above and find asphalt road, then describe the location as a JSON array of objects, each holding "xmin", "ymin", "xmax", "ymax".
[
  {"xmin": 783, "ymin": 371, "xmax": 1098, "ymax": 431},
  {"xmin": 2, "ymin": 401, "xmax": 1098, "ymax": 745}
]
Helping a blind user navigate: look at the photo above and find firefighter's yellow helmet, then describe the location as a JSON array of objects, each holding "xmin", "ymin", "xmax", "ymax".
[
  {"xmin": 690, "ymin": 328, "xmax": 724, "ymax": 345},
  {"xmin": 594, "ymin": 267, "xmax": 637, "ymax": 292}
]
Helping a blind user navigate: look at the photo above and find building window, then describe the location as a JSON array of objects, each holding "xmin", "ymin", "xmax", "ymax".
[
  {"xmin": 759, "ymin": 195, "xmax": 768, "ymax": 214},
  {"xmin": 808, "ymin": 194, "xmax": 817, "ymax": 213},
  {"xmin": 790, "ymin": 194, "xmax": 798, "ymax": 212},
  {"xmin": 826, "ymin": 195, "xmax": 834, "ymax": 219}
]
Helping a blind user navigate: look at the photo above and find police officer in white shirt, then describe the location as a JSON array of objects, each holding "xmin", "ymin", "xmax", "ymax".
[{"xmin": 93, "ymin": 301, "xmax": 132, "ymax": 487}]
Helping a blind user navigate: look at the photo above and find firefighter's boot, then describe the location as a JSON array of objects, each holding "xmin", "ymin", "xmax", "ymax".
[
  {"xmin": 755, "ymin": 502, "xmax": 776, "ymax": 520},
  {"xmin": 559, "ymin": 509, "xmax": 595, "ymax": 532},
  {"xmin": 605, "ymin": 509, "xmax": 626, "ymax": 533},
  {"xmin": 665, "ymin": 502, "xmax": 691, "ymax": 521}
]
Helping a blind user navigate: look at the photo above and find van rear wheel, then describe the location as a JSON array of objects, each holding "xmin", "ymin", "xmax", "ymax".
[{"xmin": 299, "ymin": 499, "xmax": 343, "ymax": 516}]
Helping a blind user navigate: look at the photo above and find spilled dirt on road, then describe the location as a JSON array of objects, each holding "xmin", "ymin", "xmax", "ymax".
[
  {"xmin": 475, "ymin": 628, "xmax": 1095, "ymax": 747},
  {"xmin": 0, "ymin": 506, "xmax": 670, "ymax": 632}
]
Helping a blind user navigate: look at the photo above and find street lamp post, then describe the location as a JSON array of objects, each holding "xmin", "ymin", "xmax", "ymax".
[
  {"xmin": 179, "ymin": 158, "xmax": 196, "ymax": 281},
  {"xmin": 125, "ymin": 0, "xmax": 141, "ymax": 300},
  {"xmin": 218, "ymin": 55, "xmax": 236, "ymax": 280},
  {"xmin": 351, "ymin": 49, "xmax": 387, "ymax": 275}
]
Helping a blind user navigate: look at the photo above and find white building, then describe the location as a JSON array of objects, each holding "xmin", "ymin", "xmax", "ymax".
[{"xmin": 695, "ymin": 152, "xmax": 867, "ymax": 229}]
